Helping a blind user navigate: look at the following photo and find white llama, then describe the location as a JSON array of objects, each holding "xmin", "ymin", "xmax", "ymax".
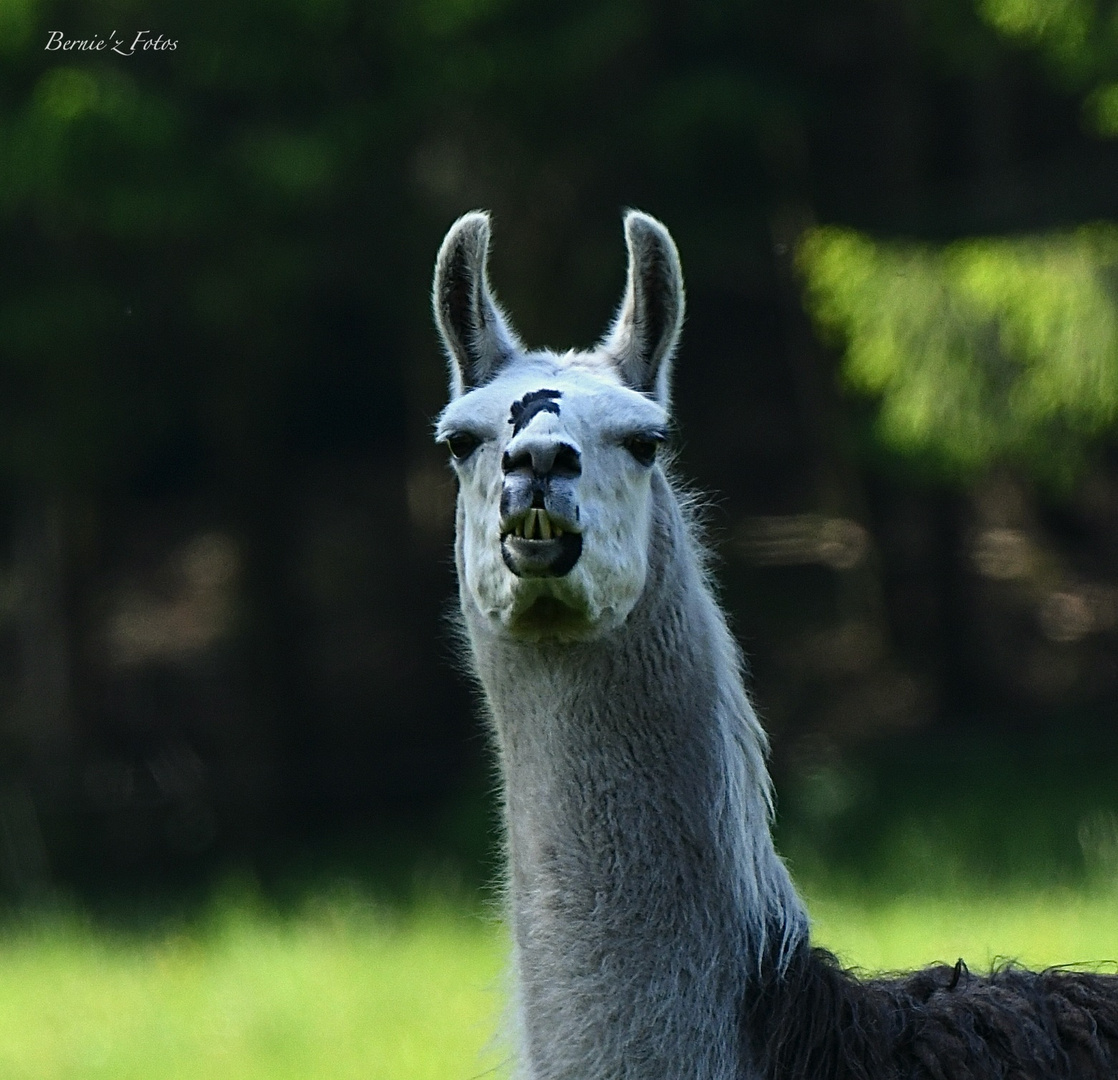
[{"xmin": 432, "ymin": 211, "xmax": 1118, "ymax": 1080}]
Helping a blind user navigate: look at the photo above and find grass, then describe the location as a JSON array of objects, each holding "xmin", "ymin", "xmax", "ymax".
[
  {"xmin": 0, "ymin": 884, "xmax": 1116, "ymax": 1078},
  {"xmin": 807, "ymin": 887, "xmax": 1118, "ymax": 974},
  {"xmin": 0, "ymin": 892, "xmax": 509, "ymax": 1080}
]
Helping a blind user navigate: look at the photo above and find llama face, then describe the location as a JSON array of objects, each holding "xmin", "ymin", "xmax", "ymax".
[
  {"xmin": 436, "ymin": 356, "xmax": 669, "ymax": 639},
  {"xmin": 432, "ymin": 209, "xmax": 684, "ymax": 640}
]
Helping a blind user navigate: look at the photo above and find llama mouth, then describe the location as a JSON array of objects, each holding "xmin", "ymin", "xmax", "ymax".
[
  {"xmin": 500, "ymin": 519, "xmax": 583, "ymax": 578},
  {"xmin": 506, "ymin": 508, "xmax": 566, "ymax": 541}
]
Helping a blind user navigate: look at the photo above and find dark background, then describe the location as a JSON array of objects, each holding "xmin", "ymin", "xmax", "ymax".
[{"xmin": 2, "ymin": 0, "xmax": 1118, "ymax": 908}]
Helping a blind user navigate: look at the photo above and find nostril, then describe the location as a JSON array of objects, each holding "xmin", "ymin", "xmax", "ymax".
[
  {"xmin": 502, "ymin": 449, "xmax": 529, "ymax": 474},
  {"xmin": 502, "ymin": 441, "xmax": 581, "ymax": 478},
  {"xmin": 553, "ymin": 444, "xmax": 581, "ymax": 477}
]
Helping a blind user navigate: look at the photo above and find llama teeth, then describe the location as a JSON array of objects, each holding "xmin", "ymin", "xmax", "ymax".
[{"xmin": 511, "ymin": 509, "xmax": 562, "ymax": 541}]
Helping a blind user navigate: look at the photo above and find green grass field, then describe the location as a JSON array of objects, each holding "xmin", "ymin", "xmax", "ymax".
[
  {"xmin": 0, "ymin": 887, "xmax": 1117, "ymax": 1079},
  {"xmin": 0, "ymin": 894, "xmax": 509, "ymax": 1080}
]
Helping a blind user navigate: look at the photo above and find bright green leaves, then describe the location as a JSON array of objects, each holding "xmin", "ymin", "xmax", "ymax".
[
  {"xmin": 800, "ymin": 225, "xmax": 1118, "ymax": 483},
  {"xmin": 976, "ymin": 0, "xmax": 1118, "ymax": 137}
]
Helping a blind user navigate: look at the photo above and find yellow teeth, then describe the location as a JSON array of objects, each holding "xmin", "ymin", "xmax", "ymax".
[{"xmin": 514, "ymin": 509, "xmax": 562, "ymax": 540}]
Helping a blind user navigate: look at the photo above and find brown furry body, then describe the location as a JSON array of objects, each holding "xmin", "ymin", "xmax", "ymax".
[{"xmin": 749, "ymin": 944, "xmax": 1118, "ymax": 1079}]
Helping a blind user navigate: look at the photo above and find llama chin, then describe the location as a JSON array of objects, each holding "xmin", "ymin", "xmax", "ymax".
[{"xmin": 432, "ymin": 210, "xmax": 1118, "ymax": 1080}]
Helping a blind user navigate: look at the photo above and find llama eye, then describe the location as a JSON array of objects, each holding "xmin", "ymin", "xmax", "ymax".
[
  {"xmin": 623, "ymin": 434, "xmax": 663, "ymax": 467},
  {"xmin": 445, "ymin": 432, "xmax": 482, "ymax": 460}
]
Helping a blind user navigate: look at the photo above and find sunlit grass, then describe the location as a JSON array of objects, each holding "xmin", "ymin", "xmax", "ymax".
[
  {"xmin": 807, "ymin": 887, "xmax": 1118, "ymax": 974},
  {"xmin": 0, "ymin": 885, "xmax": 1116, "ymax": 1078},
  {"xmin": 0, "ymin": 894, "xmax": 509, "ymax": 1080}
]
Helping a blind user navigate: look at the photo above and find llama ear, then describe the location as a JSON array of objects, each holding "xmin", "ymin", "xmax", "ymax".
[
  {"xmin": 433, "ymin": 211, "xmax": 522, "ymax": 398},
  {"xmin": 601, "ymin": 210, "xmax": 685, "ymax": 407}
]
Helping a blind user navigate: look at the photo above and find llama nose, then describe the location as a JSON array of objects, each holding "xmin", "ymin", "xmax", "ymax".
[
  {"xmin": 501, "ymin": 439, "xmax": 582, "ymax": 479},
  {"xmin": 499, "ymin": 434, "xmax": 583, "ymax": 542}
]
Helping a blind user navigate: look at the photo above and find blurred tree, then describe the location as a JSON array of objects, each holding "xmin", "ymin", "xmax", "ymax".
[
  {"xmin": 800, "ymin": 224, "xmax": 1118, "ymax": 485},
  {"xmin": 976, "ymin": 0, "xmax": 1118, "ymax": 136}
]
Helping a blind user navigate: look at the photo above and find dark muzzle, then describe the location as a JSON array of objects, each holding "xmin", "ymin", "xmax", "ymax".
[{"xmin": 499, "ymin": 437, "xmax": 582, "ymax": 578}]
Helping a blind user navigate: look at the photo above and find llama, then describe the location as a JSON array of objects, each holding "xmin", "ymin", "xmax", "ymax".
[{"xmin": 432, "ymin": 210, "xmax": 1118, "ymax": 1080}]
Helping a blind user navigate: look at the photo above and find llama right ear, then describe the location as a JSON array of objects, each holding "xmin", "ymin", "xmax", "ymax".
[
  {"xmin": 600, "ymin": 210, "xmax": 685, "ymax": 408},
  {"xmin": 433, "ymin": 211, "xmax": 522, "ymax": 398}
]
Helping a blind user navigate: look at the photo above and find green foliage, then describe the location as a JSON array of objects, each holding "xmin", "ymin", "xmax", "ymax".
[
  {"xmin": 775, "ymin": 730, "xmax": 1118, "ymax": 899},
  {"xmin": 0, "ymin": 0, "xmax": 423, "ymax": 489},
  {"xmin": 799, "ymin": 224, "xmax": 1118, "ymax": 484},
  {"xmin": 1, "ymin": 0, "xmax": 1065, "ymax": 494},
  {"xmin": 977, "ymin": 0, "xmax": 1118, "ymax": 135},
  {"xmin": 977, "ymin": 0, "xmax": 1095, "ymax": 71}
]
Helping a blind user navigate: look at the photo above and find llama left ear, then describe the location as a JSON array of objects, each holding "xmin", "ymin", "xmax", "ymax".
[
  {"xmin": 600, "ymin": 210, "xmax": 685, "ymax": 408},
  {"xmin": 433, "ymin": 211, "xmax": 523, "ymax": 398}
]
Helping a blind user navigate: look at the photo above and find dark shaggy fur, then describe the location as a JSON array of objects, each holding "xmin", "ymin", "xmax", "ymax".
[{"xmin": 746, "ymin": 941, "xmax": 1118, "ymax": 1079}]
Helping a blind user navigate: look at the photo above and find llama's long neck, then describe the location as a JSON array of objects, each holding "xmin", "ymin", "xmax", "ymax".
[{"xmin": 463, "ymin": 473, "xmax": 810, "ymax": 1080}]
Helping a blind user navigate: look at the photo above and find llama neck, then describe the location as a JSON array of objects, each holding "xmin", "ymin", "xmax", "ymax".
[{"xmin": 465, "ymin": 474, "xmax": 809, "ymax": 1080}]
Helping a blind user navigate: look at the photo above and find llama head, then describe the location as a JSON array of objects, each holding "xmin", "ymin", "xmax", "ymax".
[{"xmin": 433, "ymin": 209, "xmax": 685, "ymax": 641}]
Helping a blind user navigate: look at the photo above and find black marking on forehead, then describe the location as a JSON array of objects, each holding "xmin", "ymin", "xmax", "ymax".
[{"xmin": 509, "ymin": 388, "xmax": 562, "ymax": 435}]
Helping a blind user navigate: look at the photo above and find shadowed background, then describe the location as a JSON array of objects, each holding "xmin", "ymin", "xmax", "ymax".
[{"xmin": 2, "ymin": 0, "xmax": 1118, "ymax": 910}]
